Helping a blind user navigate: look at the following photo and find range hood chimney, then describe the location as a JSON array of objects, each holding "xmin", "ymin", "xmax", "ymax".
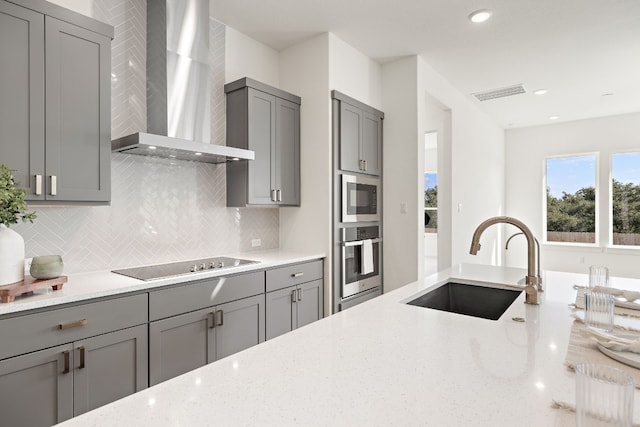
[{"xmin": 111, "ymin": 0, "xmax": 254, "ymax": 163}]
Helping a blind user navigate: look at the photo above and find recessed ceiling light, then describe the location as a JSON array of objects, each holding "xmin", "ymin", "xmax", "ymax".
[
  {"xmin": 549, "ymin": 116, "xmax": 559, "ymax": 120},
  {"xmin": 148, "ymin": 146, "xmax": 157, "ymax": 150},
  {"xmin": 232, "ymin": 157, "xmax": 240, "ymax": 161},
  {"xmin": 195, "ymin": 152, "xmax": 202, "ymax": 156},
  {"xmin": 469, "ymin": 9, "xmax": 492, "ymax": 23},
  {"xmin": 602, "ymin": 93, "xmax": 614, "ymax": 97},
  {"xmin": 533, "ymin": 89, "xmax": 548, "ymax": 95}
]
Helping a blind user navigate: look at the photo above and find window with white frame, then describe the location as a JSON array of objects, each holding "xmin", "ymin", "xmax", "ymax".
[
  {"xmin": 611, "ymin": 152, "xmax": 640, "ymax": 247},
  {"xmin": 545, "ymin": 154, "xmax": 597, "ymax": 244}
]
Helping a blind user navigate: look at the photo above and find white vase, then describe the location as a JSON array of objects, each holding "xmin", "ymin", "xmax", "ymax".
[{"xmin": 0, "ymin": 224, "xmax": 25, "ymax": 286}]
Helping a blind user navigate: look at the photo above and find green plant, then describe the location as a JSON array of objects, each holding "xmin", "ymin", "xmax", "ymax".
[{"xmin": 0, "ymin": 164, "xmax": 36, "ymax": 226}]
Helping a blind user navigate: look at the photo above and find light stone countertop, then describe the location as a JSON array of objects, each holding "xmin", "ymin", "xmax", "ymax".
[
  {"xmin": 0, "ymin": 250, "xmax": 325, "ymax": 317},
  {"xmin": 55, "ymin": 263, "xmax": 640, "ymax": 426}
]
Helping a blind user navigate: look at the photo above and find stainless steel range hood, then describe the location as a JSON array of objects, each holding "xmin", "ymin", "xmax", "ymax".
[{"xmin": 111, "ymin": 0, "xmax": 253, "ymax": 164}]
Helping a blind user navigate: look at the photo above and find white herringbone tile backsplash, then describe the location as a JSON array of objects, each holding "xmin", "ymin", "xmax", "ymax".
[
  {"xmin": 16, "ymin": 0, "xmax": 280, "ymax": 273},
  {"xmin": 16, "ymin": 154, "xmax": 279, "ymax": 274}
]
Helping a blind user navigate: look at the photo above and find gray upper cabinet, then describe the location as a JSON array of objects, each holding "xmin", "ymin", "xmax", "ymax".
[
  {"xmin": 225, "ymin": 78, "xmax": 301, "ymax": 207},
  {"xmin": 0, "ymin": 0, "xmax": 113, "ymax": 203},
  {"xmin": 45, "ymin": 16, "xmax": 111, "ymax": 202},
  {"xmin": 0, "ymin": 0, "xmax": 44, "ymax": 198},
  {"xmin": 333, "ymin": 91, "xmax": 384, "ymax": 176}
]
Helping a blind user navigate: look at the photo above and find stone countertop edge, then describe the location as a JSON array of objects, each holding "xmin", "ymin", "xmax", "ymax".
[
  {"xmin": 0, "ymin": 250, "xmax": 325, "ymax": 317},
  {"xmin": 53, "ymin": 264, "xmax": 640, "ymax": 426}
]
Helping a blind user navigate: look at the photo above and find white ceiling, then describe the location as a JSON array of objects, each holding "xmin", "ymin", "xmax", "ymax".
[{"xmin": 210, "ymin": 0, "xmax": 640, "ymax": 128}]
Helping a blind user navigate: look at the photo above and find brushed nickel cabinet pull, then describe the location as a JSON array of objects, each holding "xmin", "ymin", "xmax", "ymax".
[
  {"xmin": 217, "ymin": 310, "xmax": 224, "ymax": 326},
  {"xmin": 78, "ymin": 347, "xmax": 85, "ymax": 369},
  {"xmin": 62, "ymin": 350, "xmax": 70, "ymax": 374},
  {"xmin": 35, "ymin": 174, "xmax": 42, "ymax": 195},
  {"xmin": 363, "ymin": 160, "xmax": 367, "ymax": 171},
  {"xmin": 208, "ymin": 312, "xmax": 216, "ymax": 329},
  {"xmin": 291, "ymin": 272, "xmax": 304, "ymax": 278},
  {"xmin": 276, "ymin": 189, "xmax": 282, "ymax": 202},
  {"xmin": 59, "ymin": 319, "xmax": 88, "ymax": 330},
  {"xmin": 50, "ymin": 175, "xmax": 57, "ymax": 196},
  {"xmin": 358, "ymin": 160, "xmax": 364, "ymax": 171},
  {"xmin": 271, "ymin": 189, "xmax": 276, "ymax": 202},
  {"xmin": 297, "ymin": 288, "xmax": 303, "ymax": 302},
  {"xmin": 291, "ymin": 290, "xmax": 297, "ymax": 303}
]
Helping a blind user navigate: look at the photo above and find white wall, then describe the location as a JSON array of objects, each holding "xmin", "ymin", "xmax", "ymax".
[
  {"xmin": 417, "ymin": 56, "xmax": 505, "ymax": 270},
  {"xmin": 277, "ymin": 33, "xmax": 383, "ymax": 314},
  {"xmin": 505, "ymin": 112, "xmax": 640, "ymax": 278},
  {"xmin": 381, "ymin": 57, "xmax": 419, "ymax": 290},
  {"xmin": 225, "ymin": 26, "xmax": 280, "ymax": 86},
  {"xmin": 47, "ymin": 0, "xmax": 92, "ymax": 16},
  {"xmin": 278, "ymin": 34, "xmax": 332, "ymax": 313},
  {"xmin": 328, "ymin": 34, "xmax": 383, "ymax": 109}
]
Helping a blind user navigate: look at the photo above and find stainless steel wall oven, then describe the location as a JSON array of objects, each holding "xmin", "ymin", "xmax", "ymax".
[{"xmin": 340, "ymin": 225, "xmax": 381, "ymax": 298}]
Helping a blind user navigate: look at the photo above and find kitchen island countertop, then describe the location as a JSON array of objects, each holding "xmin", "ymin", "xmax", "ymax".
[{"xmin": 56, "ymin": 263, "xmax": 640, "ymax": 426}]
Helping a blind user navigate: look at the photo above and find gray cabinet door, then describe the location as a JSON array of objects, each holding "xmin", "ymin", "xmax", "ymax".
[
  {"xmin": 0, "ymin": 343, "xmax": 73, "ymax": 426},
  {"xmin": 275, "ymin": 97, "xmax": 301, "ymax": 206},
  {"xmin": 45, "ymin": 17, "xmax": 111, "ymax": 202},
  {"xmin": 0, "ymin": 1, "xmax": 45, "ymax": 200},
  {"xmin": 361, "ymin": 112, "xmax": 382, "ymax": 176},
  {"xmin": 214, "ymin": 294, "xmax": 265, "ymax": 360},
  {"xmin": 149, "ymin": 308, "xmax": 214, "ymax": 386},
  {"xmin": 226, "ymin": 80, "xmax": 301, "ymax": 207},
  {"xmin": 339, "ymin": 102, "xmax": 362, "ymax": 173},
  {"xmin": 265, "ymin": 286, "xmax": 295, "ymax": 340},
  {"xmin": 296, "ymin": 279, "xmax": 324, "ymax": 329},
  {"xmin": 73, "ymin": 325, "xmax": 148, "ymax": 416},
  {"xmin": 247, "ymin": 88, "xmax": 277, "ymax": 205}
]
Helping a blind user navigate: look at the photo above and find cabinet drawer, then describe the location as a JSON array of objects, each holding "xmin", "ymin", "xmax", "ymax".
[
  {"xmin": 149, "ymin": 271, "xmax": 265, "ymax": 321},
  {"xmin": 0, "ymin": 293, "xmax": 147, "ymax": 360},
  {"xmin": 266, "ymin": 260, "xmax": 323, "ymax": 292}
]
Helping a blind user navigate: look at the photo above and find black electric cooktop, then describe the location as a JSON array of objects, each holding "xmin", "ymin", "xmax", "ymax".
[{"xmin": 111, "ymin": 257, "xmax": 258, "ymax": 281}]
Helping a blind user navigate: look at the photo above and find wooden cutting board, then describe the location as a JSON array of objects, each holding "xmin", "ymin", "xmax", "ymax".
[{"xmin": 0, "ymin": 276, "xmax": 67, "ymax": 303}]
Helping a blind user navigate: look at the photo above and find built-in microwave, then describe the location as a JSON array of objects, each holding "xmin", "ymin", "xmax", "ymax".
[{"xmin": 341, "ymin": 174, "xmax": 380, "ymax": 222}]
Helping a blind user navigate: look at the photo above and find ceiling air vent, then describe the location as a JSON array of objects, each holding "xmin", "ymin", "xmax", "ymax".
[{"xmin": 472, "ymin": 84, "xmax": 526, "ymax": 102}]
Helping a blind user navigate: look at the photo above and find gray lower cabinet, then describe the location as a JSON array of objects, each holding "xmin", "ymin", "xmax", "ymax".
[
  {"xmin": 0, "ymin": 293, "xmax": 148, "ymax": 427},
  {"xmin": 0, "ymin": 344, "xmax": 73, "ymax": 426},
  {"xmin": 0, "ymin": 0, "xmax": 112, "ymax": 203},
  {"xmin": 333, "ymin": 91, "xmax": 384, "ymax": 176},
  {"xmin": 225, "ymin": 77, "xmax": 301, "ymax": 207},
  {"xmin": 148, "ymin": 271, "xmax": 266, "ymax": 386},
  {"xmin": 72, "ymin": 325, "xmax": 148, "ymax": 416},
  {"xmin": 266, "ymin": 279, "xmax": 323, "ymax": 340},
  {"xmin": 265, "ymin": 260, "xmax": 324, "ymax": 340},
  {"xmin": 149, "ymin": 294, "xmax": 265, "ymax": 386}
]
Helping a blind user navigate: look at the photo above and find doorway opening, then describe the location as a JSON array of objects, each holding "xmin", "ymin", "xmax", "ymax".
[{"xmin": 424, "ymin": 131, "xmax": 438, "ymax": 276}]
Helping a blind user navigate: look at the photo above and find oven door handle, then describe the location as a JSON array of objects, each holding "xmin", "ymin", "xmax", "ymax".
[{"xmin": 342, "ymin": 238, "xmax": 382, "ymax": 247}]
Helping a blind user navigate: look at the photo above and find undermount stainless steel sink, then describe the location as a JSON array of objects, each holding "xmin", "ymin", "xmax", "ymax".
[{"xmin": 406, "ymin": 282, "xmax": 522, "ymax": 320}]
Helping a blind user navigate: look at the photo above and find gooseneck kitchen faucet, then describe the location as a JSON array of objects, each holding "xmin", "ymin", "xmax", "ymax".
[
  {"xmin": 469, "ymin": 216, "xmax": 540, "ymax": 305},
  {"xmin": 505, "ymin": 232, "xmax": 543, "ymax": 292}
]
